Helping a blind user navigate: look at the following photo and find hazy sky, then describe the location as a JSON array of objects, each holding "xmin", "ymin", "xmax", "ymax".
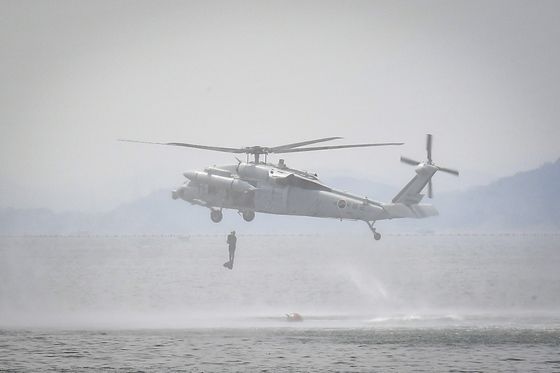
[{"xmin": 1, "ymin": 0, "xmax": 559, "ymax": 212}]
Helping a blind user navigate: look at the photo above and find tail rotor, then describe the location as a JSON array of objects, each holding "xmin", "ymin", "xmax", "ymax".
[{"xmin": 400, "ymin": 134, "xmax": 459, "ymax": 198}]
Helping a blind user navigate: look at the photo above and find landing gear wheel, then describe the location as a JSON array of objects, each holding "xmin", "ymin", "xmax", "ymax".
[
  {"xmin": 210, "ymin": 210, "xmax": 223, "ymax": 223},
  {"xmin": 365, "ymin": 221, "xmax": 381, "ymax": 241},
  {"xmin": 242, "ymin": 210, "xmax": 255, "ymax": 222}
]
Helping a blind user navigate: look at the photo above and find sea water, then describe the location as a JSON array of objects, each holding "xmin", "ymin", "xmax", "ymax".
[{"xmin": 1, "ymin": 235, "xmax": 559, "ymax": 371}]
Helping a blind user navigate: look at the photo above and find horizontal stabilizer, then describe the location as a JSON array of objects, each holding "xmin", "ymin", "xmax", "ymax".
[{"xmin": 383, "ymin": 203, "xmax": 439, "ymax": 219}]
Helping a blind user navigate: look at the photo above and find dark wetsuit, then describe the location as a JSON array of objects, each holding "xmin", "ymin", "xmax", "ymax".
[{"xmin": 226, "ymin": 233, "xmax": 237, "ymax": 267}]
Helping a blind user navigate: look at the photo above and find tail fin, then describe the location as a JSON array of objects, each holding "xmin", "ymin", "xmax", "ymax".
[
  {"xmin": 383, "ymin": 164, "xmax": 439, "ymax": 219},
  {"xmin": 393, "ymin": 134, "xmax": 459, "ymax": 205},
  {"xmin": 392, "ymin": 164, "xmax": 438, "ymax": 205}
]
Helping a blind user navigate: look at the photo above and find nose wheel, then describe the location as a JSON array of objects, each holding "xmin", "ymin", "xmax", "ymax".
[
  {"xmin": 210, "ymin": 209, "xmax": 223, "ymax": 223},
  {"xmin": 365, "ymin": 221, "xmax": 382, "ymax": 240}
]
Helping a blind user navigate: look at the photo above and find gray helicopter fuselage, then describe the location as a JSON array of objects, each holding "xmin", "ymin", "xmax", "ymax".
[
  {"xmin": 174, "ymin": 162, "xmax": 388, "ymax": 221},
  {"xmin": 123, "ymin": 134, "xmax": 455, "ymax": 238}
]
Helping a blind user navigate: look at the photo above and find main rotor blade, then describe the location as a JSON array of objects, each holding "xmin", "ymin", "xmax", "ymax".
[
  {"xmin": 426, "ymin": 134, "xmax": 433, "ymax": 163},
  {"xmin": 270, "ymin": 137, "xmax": 343, "ymax": 152},
  {"xmin": 118, "ymin": 139, "xmax": 246, "ymax": 153},
  {"xmin": 274, "ymin": 142, "xmax": 404, "ymax": 154},
  {"xmin": 400, "ymin": 156, "xmax": 421, "ymax": 166},
  {"xmin": 428, "ymin": 179, "xmax": 433, "ymax": 198},
  {"xmin": 437, "ymin": 166, "xmax": 460, "ymax": 176}
]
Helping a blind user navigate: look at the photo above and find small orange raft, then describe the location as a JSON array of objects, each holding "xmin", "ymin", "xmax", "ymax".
[{"xmin": 285, "ymin": 312, "xmax": 303, "ymax": 322}]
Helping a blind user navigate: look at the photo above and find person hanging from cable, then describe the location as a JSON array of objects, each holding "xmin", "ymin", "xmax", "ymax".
[{"xmin": 223, "ymin": 231, "xmax": 237, "ymax": 269}]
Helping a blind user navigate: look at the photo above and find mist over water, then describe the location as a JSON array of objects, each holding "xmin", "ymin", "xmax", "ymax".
[{"xmin": 1, "ymin": 235, "xmax": 559, "ymax": 329}]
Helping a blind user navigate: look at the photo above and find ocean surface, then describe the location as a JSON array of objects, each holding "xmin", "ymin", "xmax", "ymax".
[{"xmin": 1, "ymin": 234, "xmax": 559, "ymax": 372}]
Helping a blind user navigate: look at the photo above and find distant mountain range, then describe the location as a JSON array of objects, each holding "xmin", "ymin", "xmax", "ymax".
[{"xmin": 1, "ymin": 159, "xmax": 558, "ymax": 234}]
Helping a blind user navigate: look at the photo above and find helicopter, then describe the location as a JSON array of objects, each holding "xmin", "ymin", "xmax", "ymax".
[{"xmin": 120, "ymin": 134, "xmax": 458, "ymax": 240}]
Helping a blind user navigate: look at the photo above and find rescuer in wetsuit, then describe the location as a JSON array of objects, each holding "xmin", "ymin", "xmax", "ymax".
[{"xmin": 224, "ymin": 231, "xmax": 237, "ymax": 269}]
